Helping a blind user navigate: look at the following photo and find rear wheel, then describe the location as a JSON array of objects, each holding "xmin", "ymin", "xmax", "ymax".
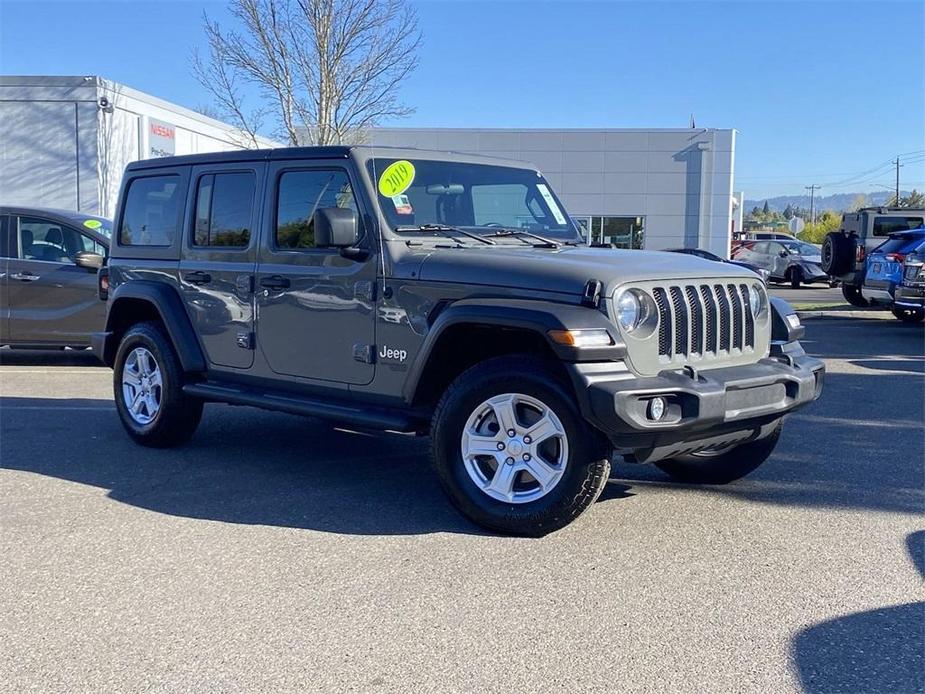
[
  {"xmin": 431, "ymin": 356, "xmax": 610, "ymax": 536},
  {"xmin": 788, "ymin": 266, "xmax": 803, "ymax": 289},
  {"xmin": 654, "ymin": 421, "xmax": 783, "ymax": 484},
  {"xmin": 842, "ymin": 284, "xmax": 869, "ymax": 308},
  {"xmin": 892, "ymin": 306, "xmax": 925, "ymax": 323},
  {"xmin": 113, "ymin": 321, "xmax": 203, "ymax": 447}
]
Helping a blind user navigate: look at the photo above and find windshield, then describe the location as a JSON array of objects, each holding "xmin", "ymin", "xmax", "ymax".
[
  {"xmin": 367, "ymin": 158, "xmax": 580, "ymax": 241},
  {"xmin": 779, "ymin": 240, "xmax": 819, "ymax": 256}
]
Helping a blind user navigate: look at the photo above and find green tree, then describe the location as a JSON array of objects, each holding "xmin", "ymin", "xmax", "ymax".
[
  {"xmin": 798, "ymin": 210, "xmax": 842, "ymax": 244},
  {"xmin": 762, "ymin": 200, "xmax": 770, "ymax": 216},
  {"xmin": 886, "ymin": 189, "xmax": 924, "ymax": 208},
  {"xmin": 783, "ymin": 204, "xmax": 794, "ymax": 220}
]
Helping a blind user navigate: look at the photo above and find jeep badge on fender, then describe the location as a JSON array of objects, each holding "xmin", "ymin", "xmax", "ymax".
[{"xmin": 92, "ymin": 145, "xmax": 824, "ymax": 537}]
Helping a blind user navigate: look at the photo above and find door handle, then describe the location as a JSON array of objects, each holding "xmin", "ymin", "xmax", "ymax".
[
  {"xmin": 184, "ymin": 271, "xmax": 212, "ymax": 285},
  {"xmin": 259, "ymin": 275, "xmax": 290, "ymax": 290},
  {"xmin": 11, "ymin": 272, "xmax": 40, "ymax": 282}
]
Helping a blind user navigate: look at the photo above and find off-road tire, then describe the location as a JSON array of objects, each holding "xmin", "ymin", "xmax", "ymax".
[
  {"xmin": 431, "ymin": 356, "xmax": 611, "ymax": 537},
  {"xmin": 822, "ymin": 232, "xmax": 854, "ymax": 275},
  {"xmin": 788, "ymin": 266, "xmax": 803, "ymax": 289},
  {"xmin": 842, "ymin": 284, "xmax": 869, "ymax": 307},
  {"xmin": 654, "ymin": 420, "xmax": 784, "ymax": 484},
  {"xmin": 892, "ymin": 306, "xmax": 925, "ymax": 323},
  {"xmin": 113, "ymin": 321, "xmax": 203, "ymax": 448}
]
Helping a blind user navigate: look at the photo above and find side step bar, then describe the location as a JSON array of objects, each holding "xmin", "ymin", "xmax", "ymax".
[{"xmin": 183, "ymin": 382, "xmax": 424, "ymax": 433}]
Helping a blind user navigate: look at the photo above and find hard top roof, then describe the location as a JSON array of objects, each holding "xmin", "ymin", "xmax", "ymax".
[{"xmin": 125, "ymin": 145, "xmax": 538, "ymax": 171}]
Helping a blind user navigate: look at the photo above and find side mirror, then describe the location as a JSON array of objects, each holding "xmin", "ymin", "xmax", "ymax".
[
  {"xmin": 75, "ymin": 251, "xmax": 104, "ymax": 270},
  {"xmin": 779, "ymin": 250, "xmax": 788, "ymax": 257},
  {"xmin": 313, "ymin": 207, "xmax": 359, "ymax": 249}
]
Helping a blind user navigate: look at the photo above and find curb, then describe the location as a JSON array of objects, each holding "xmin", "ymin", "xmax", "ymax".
[{"xmin": 796, "ymin": 310, "xmax": 893, "ymax": 320}]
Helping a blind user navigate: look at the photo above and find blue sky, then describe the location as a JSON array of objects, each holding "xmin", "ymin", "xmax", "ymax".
[{"xmin": 1, "ymin": 0, "xmax": 923, "ymax": 199}]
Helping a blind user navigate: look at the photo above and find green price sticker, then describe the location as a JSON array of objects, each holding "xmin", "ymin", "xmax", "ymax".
[{"xmin": 378, "ymin": 160, "xmax": 416, "ymax": 197}]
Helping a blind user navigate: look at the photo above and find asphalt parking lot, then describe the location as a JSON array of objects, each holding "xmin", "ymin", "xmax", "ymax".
[{"xmin": 1, "ymin": 318, "xmax": 922, "ymax": 693}]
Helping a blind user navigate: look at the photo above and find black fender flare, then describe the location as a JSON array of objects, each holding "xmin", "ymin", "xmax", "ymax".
[
  {"xmin": 102, "ymin": 281, "xmax": 207, "ymax": 372},
  {"xmin": 401, "ymin": 298, "xmax": 625, "ymax": 403},
  {"xmin": 770, "ymin": 296, "xmax": 805, "ymax": 343}
]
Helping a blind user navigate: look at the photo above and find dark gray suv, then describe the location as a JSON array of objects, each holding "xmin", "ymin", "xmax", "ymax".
[
  {"xmin": 1, "ymin": 206, "xmax": 110, "ymax": 348},
  {"xmin": 92, "ymin": 147, "xmax": 824, "ymax": 536}
]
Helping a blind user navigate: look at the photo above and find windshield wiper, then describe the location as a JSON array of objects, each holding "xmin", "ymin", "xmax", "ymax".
[
  {"xmin": 485, "ymin": 228, "xmax": 561, "ymax": 248},
  {"xmin": 396, "ymin": 224, "xmax": 495, "ymax": 245}
]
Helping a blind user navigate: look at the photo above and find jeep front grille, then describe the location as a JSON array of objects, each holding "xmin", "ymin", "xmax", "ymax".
[{"xmin": 652, "ymin": 282, "xmax": 755, "ymax": 359}]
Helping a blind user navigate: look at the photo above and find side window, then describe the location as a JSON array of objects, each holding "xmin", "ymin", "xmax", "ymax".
[
  {"xmin": 120, "ymin": 174, "xmax": 182, "ymax": 246},
  {"xmin": 276, "ymin": 169, "xmax": 357, "ymax": 249},
  {"xmin": 873, "ymin": 216, "xmax": 925, "ymax": 237},
  {"xmin": 16, "ymin": 217, "xmax": 91, "ymax": 263},
  {"xmin": 752, "ymin": 242, "xmax": 769, "ymax": 254},
  {"xmin": 193, "ymin": 172, "xmax": 256, "ymax": 247}
]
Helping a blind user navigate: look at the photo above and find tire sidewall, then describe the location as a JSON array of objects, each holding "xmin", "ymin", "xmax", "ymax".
[{"xmin": 432, "ymin": 359, "xmax": 608, "ymax": 535}]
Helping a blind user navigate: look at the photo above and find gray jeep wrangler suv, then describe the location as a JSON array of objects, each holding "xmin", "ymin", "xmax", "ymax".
[{"xmin": 93, "ymin": 146, "xmax": 824, "ymax": 536}]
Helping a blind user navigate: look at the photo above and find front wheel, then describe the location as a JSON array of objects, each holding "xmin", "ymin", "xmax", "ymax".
[
  {"xmin": 788, "ymin": 267, "xmax": 803, "ymax": 289},
  {"xmin": 431, "ymin": 356, "xmax": 610, "ymax": 536},
  {"xmin": 113, "ymin": 321, "xmax": 203, "ymax": 447},
  {"xmin": 654, "ymin": 421, "xmax": 784, "ymax": 484},
  {"xmin": 892, "ymin": 306, "xmax": 925, "ymax": 323}
]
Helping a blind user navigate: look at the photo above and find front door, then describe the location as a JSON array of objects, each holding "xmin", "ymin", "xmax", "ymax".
[
  {"xmin": 7, "ymin": 215, "xmax": 106, "ymax": 345},
  {"xmin": 255, "ymin": 161, "xmax": 377, "ymax": 385},
  {"xmin": 179, "ymin": 163, "xmax": 264, "ymax": 369}
]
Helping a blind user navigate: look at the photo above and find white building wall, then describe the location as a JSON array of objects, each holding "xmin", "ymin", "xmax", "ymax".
[
  {"xmin": 0, "ymin": 76, "xmax": 279, "ymax": 218},
  {"xmin": 368, "ymin": 127, "xmax": 737, "ymax": 257}
]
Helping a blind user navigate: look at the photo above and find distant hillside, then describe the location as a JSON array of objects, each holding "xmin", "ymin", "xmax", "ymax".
[{"xmin": 744, "ymin": 191, "xmax": 902, "ymax": 214}]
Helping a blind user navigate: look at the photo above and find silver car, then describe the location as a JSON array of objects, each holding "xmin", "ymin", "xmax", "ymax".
[
  {"xmin": 1, "ymin": 206, "xmax": 110, "ymax": 348},
  {"xmin": 734, "ymin": 239, "xmax": 829, "ymax": 288}
]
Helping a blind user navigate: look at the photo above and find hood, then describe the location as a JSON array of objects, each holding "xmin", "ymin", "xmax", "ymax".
[{"xmin": 417, "ymin": 245, "xmax": 754, "ymax": 297}]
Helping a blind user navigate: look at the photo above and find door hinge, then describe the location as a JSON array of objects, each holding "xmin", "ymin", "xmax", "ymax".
[
  {"xmin": 236, "ymin": 332, "xmax": 255, "ymax": 350},
  {"xmin": 354, "ymin": 281, "xmax": 377, "ymax": 302},
  {"xmin": 236, "ymin": 275, "xmax": 255, "ymax": 294},
  {"xmin": 353, "ymin": 343, "xmax": 375, "ymax": 364}
]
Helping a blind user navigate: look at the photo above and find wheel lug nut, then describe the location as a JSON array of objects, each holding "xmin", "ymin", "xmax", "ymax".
[
  {"xmin": 505, "ymin": 457, "xmax": 515, "ymax": 465},
  {"xmin": 496, "ymin": 442, "xmax": 505, "ymax": 450},
  {"xmin": 523, "ymin": 436, "xmax": 532, "ymax": 444},
  {"xmin": 523, "ymin": 453, "xmax": 531, "ymax": 461},
  {"xmin": 507, "ymin": 429, "xmax": 515, "ymax": 437}
]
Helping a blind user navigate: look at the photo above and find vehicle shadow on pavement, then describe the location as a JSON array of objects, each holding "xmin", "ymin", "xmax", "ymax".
[
  {"xmin": 610, "ymin": 368, "xmax": 924, "ymax": 515},
  {"xmin": 0, "ymin": 348, "xmax": 102, "ymax": 367},
  {"xmin": 791, "ymin": 531, "xmax": 924, "ymax": 694},
  {"xmin": 0, "ymin": 398, "xmax": 489, "ymax": 536}
]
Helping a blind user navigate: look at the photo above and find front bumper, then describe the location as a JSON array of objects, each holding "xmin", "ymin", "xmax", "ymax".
[
  {"xmin": 895, "ymin": 285, "xmax": 925, "ymax": 311},
  {"xmin": 569, "ymin": 343, "xmax": 824, "ymax": 463}
]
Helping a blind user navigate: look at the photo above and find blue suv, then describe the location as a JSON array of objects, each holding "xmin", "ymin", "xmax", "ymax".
[{"xmin": 863, "ymin": 228, "xmax": 925, "ymax": 318}]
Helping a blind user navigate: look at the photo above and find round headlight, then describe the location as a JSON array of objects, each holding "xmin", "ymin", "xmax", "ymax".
[
  {"xmin": 748, "ymin": 284, "xmax": 765, "ymax": 316},
  {"xmin": 616, "ymin": 289, "xmax": 643, "ymax": 332}
]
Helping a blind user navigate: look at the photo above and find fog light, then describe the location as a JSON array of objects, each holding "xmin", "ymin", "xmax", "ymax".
[{"xmin": 648, "ymin": 396, "xmax": 667, "ymax": 421}]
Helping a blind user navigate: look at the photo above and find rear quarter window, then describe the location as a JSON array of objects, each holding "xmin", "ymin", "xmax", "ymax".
[
  {"xmin": 872, "ymin": 216, "xmax": 924, "ymax": 237},
  {"xmin": 120, "ymin": 175, "xmax": 183, "ymax": 246}
]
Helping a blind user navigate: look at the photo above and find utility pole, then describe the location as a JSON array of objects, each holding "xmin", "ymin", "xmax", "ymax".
[
  {"xmin": 805, "ymin": 184, "xmax": 820, "ymax": 226},
  {"xmin": 893, "ymin": 156, "xmax": 903, "ymax": 206}
]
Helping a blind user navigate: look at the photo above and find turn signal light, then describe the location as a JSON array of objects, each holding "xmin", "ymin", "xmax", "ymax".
[{"xmin": 547, "ymin": 329, "xmax": 614, "ymax": 348}]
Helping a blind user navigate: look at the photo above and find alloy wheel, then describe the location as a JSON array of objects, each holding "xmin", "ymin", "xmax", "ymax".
[{"xmin": 122, "ymin": 347, "xmax": 163, "ymax": 425}]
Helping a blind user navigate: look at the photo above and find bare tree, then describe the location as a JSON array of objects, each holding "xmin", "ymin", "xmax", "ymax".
[{"xmin": 192, "ymin": 0, "xmax": 421, "ymax": 146}]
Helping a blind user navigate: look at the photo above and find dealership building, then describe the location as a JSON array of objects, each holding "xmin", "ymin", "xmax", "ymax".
[
  {"xmin": 0, "ymin": 76, "xmax": 276, "ymax": 218},
  {"xmin": 367, "ymin": 127, "xmax": 742, "ymax": 257},
  {"xmin": 1, "ymin": 76, "xmax": 742, "ymax": 256}
]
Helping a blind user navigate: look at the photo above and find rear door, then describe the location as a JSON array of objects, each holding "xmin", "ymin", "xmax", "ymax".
[
  {"xmin": 7, "ymin": 215, "xmax": 107, "ymax": 345},
  {"xmin": 255, "ymin": 160, "xmax": 377, "ymax": 385},
  {"xmin": 179, "ymin": 163, "xmax": 264, "ymax": 369}
]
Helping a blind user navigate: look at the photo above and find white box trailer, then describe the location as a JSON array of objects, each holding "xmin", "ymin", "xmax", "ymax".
[{"xmin": 0, "ymin": 75, "xmax": 279, "ymax": 218}]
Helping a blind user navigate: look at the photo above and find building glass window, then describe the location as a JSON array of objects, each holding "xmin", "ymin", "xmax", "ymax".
[{"xmin": 582, "ymin": 216, "xmax": 645, "ymax": 249}]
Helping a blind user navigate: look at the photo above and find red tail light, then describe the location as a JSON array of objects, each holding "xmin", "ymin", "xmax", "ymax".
[
  {"xmin": 885, "ymin": 253, "xmax": 906, "ymax": 263},
  {"xmin": 856, "ymin": 246, "xmax": 866, "ymax": 262}
]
